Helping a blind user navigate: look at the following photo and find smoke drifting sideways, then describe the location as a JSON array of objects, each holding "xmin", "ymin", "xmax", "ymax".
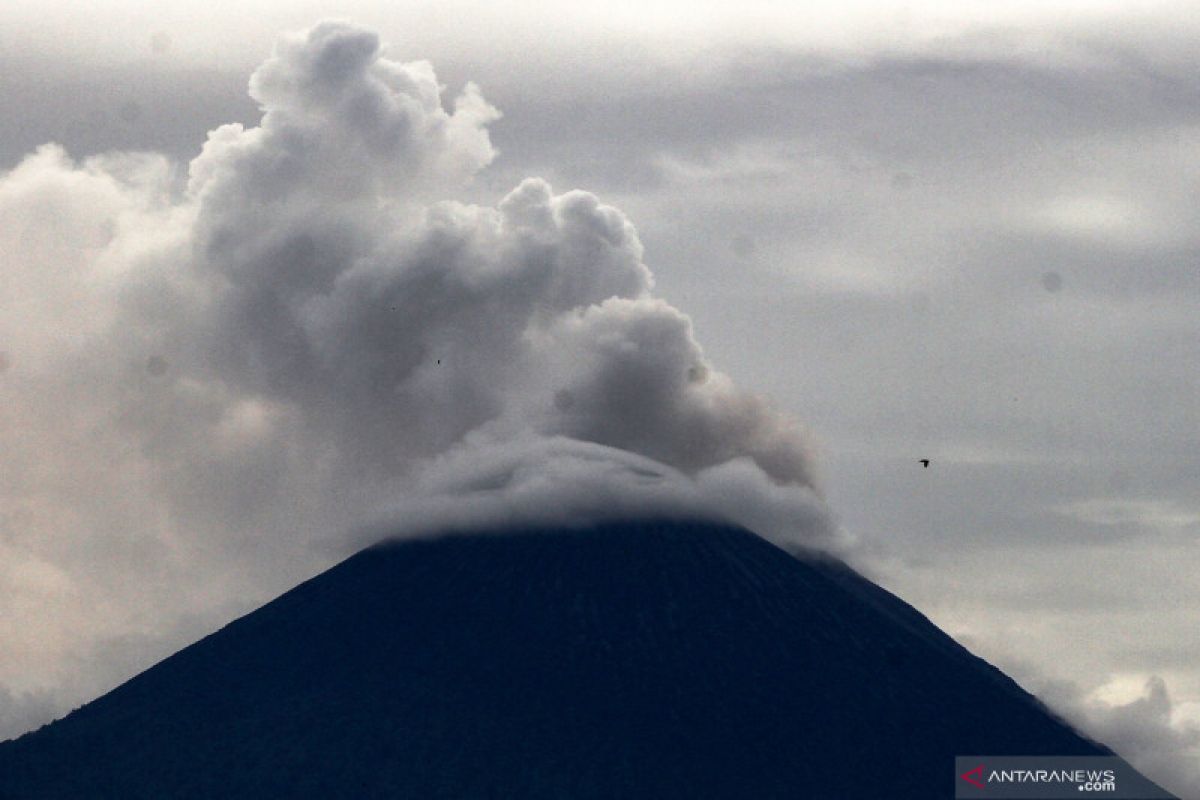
[{"xmin": 0, "ymin": 21, "xmax": 840, "ymax": 712}]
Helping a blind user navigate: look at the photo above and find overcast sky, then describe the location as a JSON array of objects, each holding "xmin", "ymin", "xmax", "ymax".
[{"xmin": 1, "ymin": 2, "xmax": 1198, "ymax": 794}]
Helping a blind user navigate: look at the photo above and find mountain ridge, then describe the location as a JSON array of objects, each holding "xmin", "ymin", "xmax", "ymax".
[{"xmin": 0, "ymin": 519, "xmax": 1164, "ymax": 798}]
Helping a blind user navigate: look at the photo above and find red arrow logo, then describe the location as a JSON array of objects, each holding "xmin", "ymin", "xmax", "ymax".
[{"xmin": 961, "ymin": 764, "xmax": 985, "ymax": 789}]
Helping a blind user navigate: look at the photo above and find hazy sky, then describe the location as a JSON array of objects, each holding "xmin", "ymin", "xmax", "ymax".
[{"xmin": 1, "ymin": 2, "xmax": 1198, "ymax": 794}]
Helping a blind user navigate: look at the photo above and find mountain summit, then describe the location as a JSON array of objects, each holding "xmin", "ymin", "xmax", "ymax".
[{"xmin": 0, "ymin": 520, "xmax": 1161, "ymax": 798}]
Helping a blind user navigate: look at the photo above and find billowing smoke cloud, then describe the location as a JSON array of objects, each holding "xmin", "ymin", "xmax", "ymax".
[{"xmin": 0, "ymin": 21, "xmax": 837, "ymax": 734}]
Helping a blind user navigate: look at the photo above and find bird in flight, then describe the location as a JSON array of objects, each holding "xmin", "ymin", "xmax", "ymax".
[{"xmin": 919, "ymin": 459, "xmax": 930, "ymax": 468}]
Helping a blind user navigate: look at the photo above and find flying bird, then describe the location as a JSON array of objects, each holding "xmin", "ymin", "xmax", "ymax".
[{"xmin": 919, "ymin": 459, "xmax": 930, "ymax": 468}]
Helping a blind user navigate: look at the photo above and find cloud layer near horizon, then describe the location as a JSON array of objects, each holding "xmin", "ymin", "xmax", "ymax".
[{"xmin": 0, "ymin": 20, "xmax": 836, "ymax": 730}]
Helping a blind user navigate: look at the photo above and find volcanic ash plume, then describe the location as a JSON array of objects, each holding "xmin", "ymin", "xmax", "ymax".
[{"xmin": 0, "ymin": 20, "xmax": 839, "ymax": 716}]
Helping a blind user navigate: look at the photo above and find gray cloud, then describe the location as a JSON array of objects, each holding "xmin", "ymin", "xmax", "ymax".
[
  {"xmin": 0, "ymin": 20, "xmax": 834, "ymax": 737},
  {"xmin": 1021, "ymin": 673, "xmax": 1200, "ymax": 799},
  {"xmin": 0, "ymin": 686, "xmax": 57, "ymax": 742},
  {"xmin": 0, "ymin": 56, "xmax": 258, "ymax": 170}
]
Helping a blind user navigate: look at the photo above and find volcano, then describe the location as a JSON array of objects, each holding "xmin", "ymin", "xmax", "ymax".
[{"xmin": 0, "ymin": 520, "xmax": 1167, "ymax": 798}]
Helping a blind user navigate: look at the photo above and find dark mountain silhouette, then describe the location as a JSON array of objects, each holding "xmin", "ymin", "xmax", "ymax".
[{"xmin": 0, "ymin": 520, "xmax": 1168, "ymax": 798}]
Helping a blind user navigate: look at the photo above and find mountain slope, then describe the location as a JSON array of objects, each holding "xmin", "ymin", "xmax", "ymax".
[{"xmin": 0, "ymin": 520, "xmax": 1151, "ymax": 798}]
